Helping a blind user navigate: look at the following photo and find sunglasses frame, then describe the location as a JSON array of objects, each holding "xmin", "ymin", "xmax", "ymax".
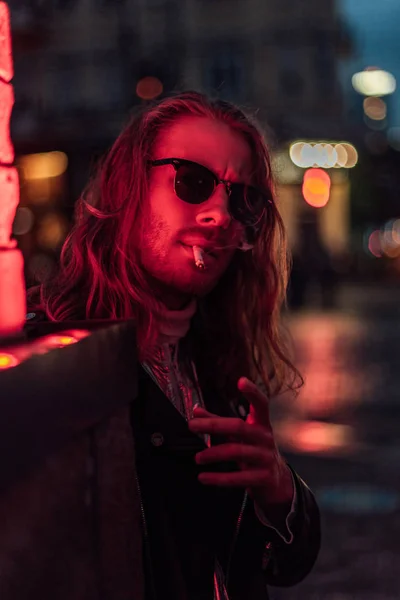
[{"xmin": 149, "ymin": 157, "xmax": 272, "ymax": 230}]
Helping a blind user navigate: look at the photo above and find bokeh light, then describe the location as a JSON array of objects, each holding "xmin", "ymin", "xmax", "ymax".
[
  {"xmin": 363, "ymin": 97, "xmax": 387, "ymax": 120},
  {"xmin": 392, "ymin": 220, "xmax": 400, "ymax": 244},
  {"xmin": 12, "ymin": 206, "xmax": 34, "ymax": 235},
  {"xmin": 302, "ymin": 168, "xmax": 331, "ymax": 208},
  {"xmin": 381, "ymin": 220, "xmax": 400, "ymax": 258},
  {"xmin": 352, "ymin": 68, "xmax": 396, "ymax": 96},
  {"xmin": 365, "ymin": 222, "xmax": 400, "ymax": 259},
  {"xmin": 289, "ymin": 141, "xmax": 358, "ymax": 168},
  {"xmin": 136, "ymin": 76, "xmax": 163, "ymax": 100},
  {"xmin": 367, "ymin": 230, "xmax": 383, "ymax": 258},
  {"xmin": 36, "ymin": 213, "xmax": 69, "ymax": 249},
  {"xmin": 277, "ymin": 421, "xmax": 354, "ymax": 455},
  {"xmin": 18, "ymin": 151, "xmax": 68, "ymax": 180}
]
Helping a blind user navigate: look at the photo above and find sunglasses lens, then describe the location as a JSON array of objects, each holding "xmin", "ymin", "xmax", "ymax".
[
  {"xmin": 175, "ymin": 164, "xmax": 215, "ymax": 204},
  {"xmin": 230, "ymin": 185, "xmax": 266, "ymax": 227}
]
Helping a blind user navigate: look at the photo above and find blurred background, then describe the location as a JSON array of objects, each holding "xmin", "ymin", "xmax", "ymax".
[{"xmin": 8, "ymin": 0, "xmax": 400, "ymax": 598}]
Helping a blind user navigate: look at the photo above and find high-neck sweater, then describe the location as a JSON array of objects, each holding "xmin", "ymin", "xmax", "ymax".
[{"xmin": 142, "ymin": 298, "xmax": 205, "ymax": 423}]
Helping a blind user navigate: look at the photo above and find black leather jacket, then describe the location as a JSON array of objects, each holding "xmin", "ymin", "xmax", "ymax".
[
  {"xmin": 2, "ymin": 315, "xmax": 319, "ymax": 600},
  {"xmin": 133, "ymin": 365, "xmax": 321, "ymax": 600}
]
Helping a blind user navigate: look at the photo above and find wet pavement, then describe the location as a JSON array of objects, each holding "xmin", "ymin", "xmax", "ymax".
[{"xmin": 270, "ymin": 284, "xmax": 400, "ymax": 600}]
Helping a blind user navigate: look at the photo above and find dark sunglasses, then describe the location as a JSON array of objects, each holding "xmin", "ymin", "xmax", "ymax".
[{"xmin": 149, "ymin": 157, "xmax": 271, "ymax": 231}]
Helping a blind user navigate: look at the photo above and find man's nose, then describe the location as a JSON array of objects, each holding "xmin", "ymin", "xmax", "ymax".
[{"xmin": 195, "ymin": 184, "xmax": 232, "ymax": 229}]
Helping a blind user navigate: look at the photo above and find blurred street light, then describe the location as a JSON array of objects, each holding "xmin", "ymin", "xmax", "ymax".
[
  {"xmin": 302, "ymin": 168, "xmax": 331, "ymax": 208},
  {"xmin": 363, "ymin": 97, "xmax": 387, "ymax": 121},
  {"xmin": 19, "ymin": 151, "xmax": 68, "ymax": 181},
  {"xmin": 290, "ymin": 141, "xmax": 358, "ymax": 169},
  {"xmin": 352, "ymin": 67, "xmax": 396, "ymax": 97}
]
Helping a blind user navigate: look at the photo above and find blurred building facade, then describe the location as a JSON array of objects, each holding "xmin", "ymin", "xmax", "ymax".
[{"xmin": 10, "ymin": 0, "xmax": 352, "ymax": 291}]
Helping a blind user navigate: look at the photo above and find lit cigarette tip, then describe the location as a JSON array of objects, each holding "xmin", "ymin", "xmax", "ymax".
[{"xmin": 193, "ymin": 245, "xmax": 205, "ymax": 270}]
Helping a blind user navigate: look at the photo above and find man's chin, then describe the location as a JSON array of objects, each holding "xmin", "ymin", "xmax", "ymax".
[
  {"xmin": 144, "ymin": 271, "xmax": 217, "ymax": 307},
  {"xmin": 172, "ymin": 277, "xmax": 217, "ymax": 298}
]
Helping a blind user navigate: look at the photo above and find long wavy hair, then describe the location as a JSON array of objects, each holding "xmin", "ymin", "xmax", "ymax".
[{"xmin": 30, "ymin": 91, "xmax": 301, "ymax": 397}]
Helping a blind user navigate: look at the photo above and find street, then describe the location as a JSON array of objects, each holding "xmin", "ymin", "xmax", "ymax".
[{"xmin": 270, "ymin": 284, "xmax": 400, "ymax": 600}]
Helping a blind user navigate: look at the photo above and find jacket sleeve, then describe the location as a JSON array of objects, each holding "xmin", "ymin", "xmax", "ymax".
[
  {"xmin": 232, "ymin": 466, "xmax": 321, "ymax": 590},
  {"xmin": 260, "ymin": 467, "xmax": 321, "ymax": 586}
]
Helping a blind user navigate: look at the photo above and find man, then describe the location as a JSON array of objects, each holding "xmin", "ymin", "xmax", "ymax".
[{"xmin": 29, "ymin": 91, "xmax": 320, "ymax": 599}]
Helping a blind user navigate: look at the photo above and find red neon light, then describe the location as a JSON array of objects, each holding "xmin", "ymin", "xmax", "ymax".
[
  {"xmin": 0, "ymin": 2, "xmax": 13, "ymax": 82},
  {"xmin": 0, "ymin": 1, "xmax": 17, "ymax": 246},
  {"xmin": 0, "ymin": 165, "xmax": 18, "ymax": 246},
  {"xmin": 0, "ymin": 1, "xmax": 26, "ymax": 336},
  {"xmin": 0, "ymin": 80, "xmax": 14, "ymax": 163}
]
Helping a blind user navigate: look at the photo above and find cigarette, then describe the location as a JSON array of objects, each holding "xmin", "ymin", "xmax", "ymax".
[{"xmin": 193, "ymin": 245, "xmax": 205, "ymax": 270}]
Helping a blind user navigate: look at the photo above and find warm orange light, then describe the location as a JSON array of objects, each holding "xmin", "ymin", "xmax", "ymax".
[
  {"xmin": 302, "ymin": 168, "xmax": 331, "ymax": 208},
  {"xmin": 58, "ymin": 336, "xmax": 77, "ymax": 345},
  {"xmin": 37, "ymin": 334, "xmax": 78, "ymax": 349},
  {"xmin": 278, "ymin": 420, "xmax": 353, "ymax": 455},
  {"xmin": 293, "ymin": 421, "xmax": 352, "ymax": 454},
  {"xmin": 363, "ymin": 97, "xmax": 387, "ymax": 121},
  {"xmin": 18, "ymin": 151, "xmax": 68, "ymax": 181},
  {"xmin": 0, "ymin": 352, "xmax": 19, "ymax": 369},
  {"xmin": 36, "ymin": 213, "xmax": 69, "ymax": 249}
]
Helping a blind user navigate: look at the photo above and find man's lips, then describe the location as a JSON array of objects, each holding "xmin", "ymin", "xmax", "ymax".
[{"xmin": 180, "ymin": 243, "xmax": 218, "ymax": 259}]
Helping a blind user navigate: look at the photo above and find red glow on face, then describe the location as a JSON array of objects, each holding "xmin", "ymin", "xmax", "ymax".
[
  {"xmin": 0, "ymin": 352, "xmax": 19, "ymax": 369},
  {"xmin": 302, "ymin": 168, "xmax": 331, "ymax": 208}
]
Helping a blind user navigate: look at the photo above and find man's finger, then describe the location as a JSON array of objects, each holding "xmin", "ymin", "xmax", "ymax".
[
  {"xmin": 237, "ymin": 377, "xmax": 271, "ymax": 426},
  {"xmin": 192, "ymin": 405, "xmax": 217, "ymax": 418},
  {"xmin": 188, "ymin": 417, "xmax": 272, "ymax": 446},
  {"xmin": 196, "ymin": 443, "xmax": 270, "ymax": 467},
  {"xmin": 198, "ymin": 469, "xmax": 269, "ymax": 488}
]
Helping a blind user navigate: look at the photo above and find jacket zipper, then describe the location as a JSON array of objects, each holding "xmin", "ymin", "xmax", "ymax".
[
  {"xmin": 225, "ymin": 491, "xmax": 248, "ymax": 588},
  {"xmin": 134, "ymin": 470, "xmax": 158, "ymax": 600}
]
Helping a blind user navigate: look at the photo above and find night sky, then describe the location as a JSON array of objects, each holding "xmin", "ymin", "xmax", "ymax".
[{"xmin": 339, "ymin": 0, "xmax": 400, "ymax": 126}]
